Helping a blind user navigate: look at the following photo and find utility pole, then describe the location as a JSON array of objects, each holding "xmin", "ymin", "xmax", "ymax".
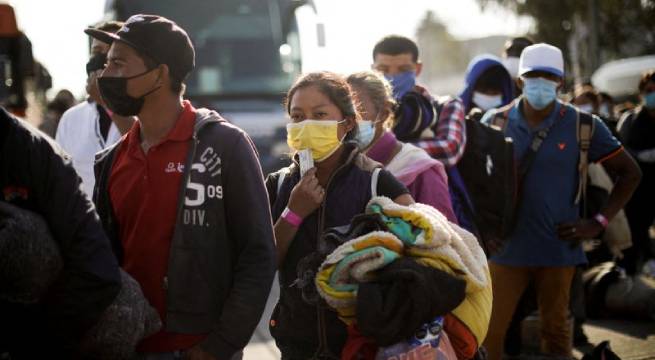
[{"xmin": 588, "ymin": 0, "xmax": 600, "ymax": 77}]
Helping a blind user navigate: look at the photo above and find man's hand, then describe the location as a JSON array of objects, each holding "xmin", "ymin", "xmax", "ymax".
[
  {"xmin": 557, "ymin": 219, "xmax": 604, "ymax": 248},
  {"xmin": 184, "ymin": 346, "xmax": 215, "ymax": 360}
]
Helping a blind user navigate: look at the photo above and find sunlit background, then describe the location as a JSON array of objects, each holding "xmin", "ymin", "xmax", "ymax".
[{"xmin": 7, "ymin": 0, "xmax": 533, "ymax": 98}]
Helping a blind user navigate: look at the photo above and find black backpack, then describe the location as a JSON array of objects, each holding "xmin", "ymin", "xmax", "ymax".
[{"xmin": 453, "ymin": 104, "xmax": 517, "ymax": 256}]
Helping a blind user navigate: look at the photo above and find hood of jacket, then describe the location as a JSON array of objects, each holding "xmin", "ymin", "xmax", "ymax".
[{"xmin": 459, "ymin": 54, "xmax": 514, "ymax": 113}]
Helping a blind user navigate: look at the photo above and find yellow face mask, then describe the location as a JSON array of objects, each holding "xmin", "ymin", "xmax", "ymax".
[{"xmin": 286, "ymin": 120, "xmax": 346, "ymax": 162}]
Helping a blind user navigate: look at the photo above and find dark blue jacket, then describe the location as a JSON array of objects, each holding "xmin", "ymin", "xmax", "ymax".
[{"xmin": 265, "ymin": 144, "xmax": 408, "ymax": 358}]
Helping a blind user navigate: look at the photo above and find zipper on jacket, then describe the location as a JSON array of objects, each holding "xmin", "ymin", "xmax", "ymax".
[
  {"xmin": 312, "ymin": 152, "xmax": 354, "ymax": 360},
  {"xmin": 165, "ymin": 136, "xmax": 200, "ymax": 293}
]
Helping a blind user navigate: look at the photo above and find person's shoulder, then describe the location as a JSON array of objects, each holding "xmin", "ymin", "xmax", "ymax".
[
  {"xmin": 60, "ymin": 101, "xmax": 96, "ymax": 123},
  {"xmin": 57, "ymin": 102, "xmax": 97, "ymax": 137},
  {"xmin": 195, "ymin": 107, "xmax": 248, "ymax": 140},
  {"xmin": 353, "ymin": 151, "xmax": 383, "ymax": 174},
  {"xmin": 433, "ymin": 95, "xmax": 463, "ymax": 111},
  {"xmin": 3, "ymin": 108, "xmax": 68, "ymax": 159}
]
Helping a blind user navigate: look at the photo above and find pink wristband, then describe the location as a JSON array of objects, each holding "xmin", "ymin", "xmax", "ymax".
[
  {"xmin": 282, "ymin": 207, "xmax": 303, "ymax": 227},
  {"xmin": 594, "ymin": 213, "xmax": 609, "ymax": 229}
]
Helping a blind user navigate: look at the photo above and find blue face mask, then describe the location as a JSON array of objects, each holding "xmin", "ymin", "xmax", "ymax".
[
  {"xmin": 356, "ymin": 120, "xmax": 376, "ymax": 149},
  {"xmin": 385, "ymin": 71, "xmax": 416, "ymax": 100},
  {"xmin": 645, "ymin": 92, "xmax": 655, "ymax": 110},
  {"xmin": 522, "ymin": 77, "xmax": 559, "ymax": 110}
]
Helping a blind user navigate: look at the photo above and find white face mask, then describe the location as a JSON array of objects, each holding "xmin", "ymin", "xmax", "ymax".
[
  {"xmin": 502, "ymin": 57, "xmax": 520, "ymax": 79},
  {"xmin": 472, "ymin": 91, "xmax": 503, "ymax": 111},
  {"xmin": 578, "ymin": 103, "xmax": 594, "ymax": 114}
]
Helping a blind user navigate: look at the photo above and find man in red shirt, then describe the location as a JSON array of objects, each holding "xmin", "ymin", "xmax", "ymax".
[{"xmin": 88, "ymin": 15, "xmax": 276, "ymax": 360}]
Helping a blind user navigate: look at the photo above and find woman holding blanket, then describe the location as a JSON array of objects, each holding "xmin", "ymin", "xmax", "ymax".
[
  {"xmin": 265, "ymin": 72, "xmax": 414, "ymax": 359},
  {"xmin": 346, "ymin": 71, "xmax": 457, "ymax": 223}
]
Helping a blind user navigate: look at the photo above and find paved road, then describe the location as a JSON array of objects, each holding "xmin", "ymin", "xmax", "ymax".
[
  {"xmin": 244, "ymin": 275, "xmax": 655, "ymax": 360},
  {"xmin": 243, "ymin": 275, "xmax": 280, "ymax": 360}
]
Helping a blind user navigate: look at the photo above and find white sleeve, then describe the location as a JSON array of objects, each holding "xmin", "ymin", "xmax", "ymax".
[{"xmin": 55, "ymin": 110, "xmax": 74, "ymax": 153}]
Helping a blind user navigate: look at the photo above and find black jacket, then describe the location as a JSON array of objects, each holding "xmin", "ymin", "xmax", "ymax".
[
  {"xmin": 94, "ymin": 108, "xmax": 276, "ymax": 359},
  {"xmin": 0, "ymin": 108, "xmax": 121, "ymax": 356}
]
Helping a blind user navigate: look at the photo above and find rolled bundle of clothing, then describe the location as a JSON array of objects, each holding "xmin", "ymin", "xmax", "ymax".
[
  {"xmin": 0, "ymin": 201, "xmax": 161, "ymax": 358},
  {"xmin": 392, "ymin": 91, "xmax": 437, "ymax": 142},
  {"xmin": 315, "ymin": 197, "xmax": 492, "ymax": 359}
]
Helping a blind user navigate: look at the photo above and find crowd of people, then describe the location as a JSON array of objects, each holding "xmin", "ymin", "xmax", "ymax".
[{"xmin": 1, "ymin": 13, "xmax": 654, "ymax": 360}]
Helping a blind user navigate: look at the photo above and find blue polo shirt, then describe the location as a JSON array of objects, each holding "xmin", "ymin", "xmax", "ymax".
[{"xmin": 481, "ymin": 99, "xmax": 622, "ymax": 266}]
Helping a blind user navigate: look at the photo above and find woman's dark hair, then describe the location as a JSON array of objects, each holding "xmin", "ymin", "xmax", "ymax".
[
  {"xmin": 638, "ymin": 70, "xmax": 655, "ymax": 93},
  {"xmin": 474, "ymin": 65, "xmax": 507, "ymax": 93},
  {"xmin": 285, "ymin": 71, "xmax": 360, "ymax": 140}
]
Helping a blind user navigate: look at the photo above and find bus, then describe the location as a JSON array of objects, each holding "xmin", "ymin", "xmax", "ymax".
[{"xmin": 103, "ymin": 0, "xmax": 325, "ymax": 172}]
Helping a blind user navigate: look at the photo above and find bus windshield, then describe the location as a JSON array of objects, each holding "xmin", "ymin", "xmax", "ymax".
[{"xmin": 113, "ymin": 0, "xmax": 301, "ymax": 97}]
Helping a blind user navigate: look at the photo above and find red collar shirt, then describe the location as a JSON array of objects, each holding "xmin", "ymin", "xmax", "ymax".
[{"xmin": 109, "ymin": 101, "xmax": 205, "ymax": 352}]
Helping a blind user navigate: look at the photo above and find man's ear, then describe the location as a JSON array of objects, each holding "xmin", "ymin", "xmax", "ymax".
[
  {"xmin": 516, "ymin": 77, "xmax": 524, "ymax": 91},
  {"xmin": 156, "ymin": 64, "xmax": 170, "ymax": 86},
  {"xmin": 415, "ymin": 62, "xmax": 423, "ymax": 77}
]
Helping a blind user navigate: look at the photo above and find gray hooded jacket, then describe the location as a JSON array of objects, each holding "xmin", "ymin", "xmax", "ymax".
[{"xmin": 93, "ymin": 108, "xmax": 276, "ymax": 359}]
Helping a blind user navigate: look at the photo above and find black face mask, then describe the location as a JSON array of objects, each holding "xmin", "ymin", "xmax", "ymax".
[
  {"xmin": 86, "ymin": 53, "xmax": 107, "ymax": 76},
  {"xmin": 97, "ymin": 68, "xmax": 160, "ymax": 116}
]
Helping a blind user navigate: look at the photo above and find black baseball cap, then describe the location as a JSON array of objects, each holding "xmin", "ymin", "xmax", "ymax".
[{"xmin": 85, "ymin": 14, "xmax": 195, "ymax": 81}]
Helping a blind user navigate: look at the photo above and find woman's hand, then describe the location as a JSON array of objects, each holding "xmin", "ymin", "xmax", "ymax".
[{"xmin": 287, "ymin": 168, "xmax": 325, "ymax": 218}]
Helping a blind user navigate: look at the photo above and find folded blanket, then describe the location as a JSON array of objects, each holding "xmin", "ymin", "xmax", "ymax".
[
  {"xmin": 0, "ymin": 201, "xmax": 63, "ymax": 303},
  {"xmin": 297, "ymin": 213, "xmax": 391, "ymax": 306},
  {"xmin": 315, "ymin": 231, "xmax": 404, "ymax": 321},
  {"xmin": 367, "ymin": 197, "xmax": 492, "ymax": 350},
  {"xmin": 367, "ymin": 197, "xmax": 487, "ymax": 290},
  {"xmin": 315, "ymin": 196, "xmax": 492, "ymax": 354}
]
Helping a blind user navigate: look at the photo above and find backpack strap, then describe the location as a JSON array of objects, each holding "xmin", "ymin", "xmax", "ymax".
[
  {"xmin": 277, "ymin": 166, "xmax": 291, "ymax": 195},
  {"xmin": 575, "ymin": 109, "xmax": 595, "ymax": 210},
  {"xmin": 371, "ymin": 167, "xmax": 382, "ymax": 198},
  {"xmin": 489, "ymin": 99, "xmax": 517, "ymax": 132}
]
